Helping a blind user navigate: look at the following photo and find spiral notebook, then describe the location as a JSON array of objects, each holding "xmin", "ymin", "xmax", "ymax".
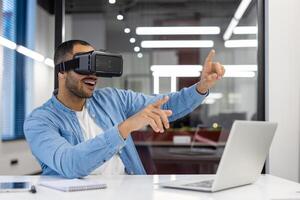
[{"xmin": 39, "ymin": 179, "xmax": 107, "ymax": 192}]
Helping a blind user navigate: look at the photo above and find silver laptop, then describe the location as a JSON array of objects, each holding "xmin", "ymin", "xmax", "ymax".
[{"xmin": 160, "ymin": 120, "xmax": 277, "ymax": 192}]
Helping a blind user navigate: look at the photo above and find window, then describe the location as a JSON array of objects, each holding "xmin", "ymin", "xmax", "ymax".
[
  {"xmin": 0, "ymin": 0, "xmax": 17, "ymax": 140},
  {"xmin": 0, "ymin": 0, "xmax": 27, "ymax": 141}
]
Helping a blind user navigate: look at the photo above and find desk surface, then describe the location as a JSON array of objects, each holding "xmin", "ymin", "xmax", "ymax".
[{"xmin": 1, "ymin": 175, "xmax": 300, "ymax": 200}]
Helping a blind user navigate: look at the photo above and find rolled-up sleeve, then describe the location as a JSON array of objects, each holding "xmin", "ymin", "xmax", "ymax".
[{"xmin": 115, "ymin": 83, "xmax": 207, "ymax": 122}]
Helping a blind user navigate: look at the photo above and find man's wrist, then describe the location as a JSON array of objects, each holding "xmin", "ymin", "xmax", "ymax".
[
  {"xmin": 118, "ymin": 120, "xmax": 132, "ymax": 139},
  {"xmin": 196, "ymin": 83, "xmax": 209, "ymax": 95}
]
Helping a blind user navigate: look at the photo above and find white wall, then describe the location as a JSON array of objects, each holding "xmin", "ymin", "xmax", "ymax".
[
  {"xmin": 266, "ymin": 0, "xmax": 300, "ymax": 182},
  {"xmin": 31, "ymin": 5, "xmax": 55, "ymax": 110},
  {"xmin": 0, "ymin": 0, "xmax": 3, "ymax": 133}
]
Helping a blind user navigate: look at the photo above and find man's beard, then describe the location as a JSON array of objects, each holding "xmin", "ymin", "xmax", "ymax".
[{"xmin": 65, "ymin": 75, "xmax": 93, "ymax": 99}]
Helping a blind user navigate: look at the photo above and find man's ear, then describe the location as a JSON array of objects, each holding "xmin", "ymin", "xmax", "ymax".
[{"xmin": 58, "ymin": 72, "xmax": 66, "ymax": 79}]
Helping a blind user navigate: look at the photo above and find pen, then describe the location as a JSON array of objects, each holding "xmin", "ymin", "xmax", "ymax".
[{"xmin": 30, "ymin": 185, "xmax": 37, "ymax": 194}]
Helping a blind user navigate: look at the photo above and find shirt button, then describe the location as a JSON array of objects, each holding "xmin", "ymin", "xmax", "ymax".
[{"xmin": 130, "ymin": 171, "xmax": 134, "ymax": 175}]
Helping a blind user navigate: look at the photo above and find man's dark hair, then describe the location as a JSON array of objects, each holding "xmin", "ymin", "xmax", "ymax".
[{"xmin": 54, "ymin": 40, "xmax": 92, "ymax": 65}]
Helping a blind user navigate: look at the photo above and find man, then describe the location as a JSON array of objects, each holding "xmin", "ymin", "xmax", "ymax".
[{"xmin": 24, "ymin": 40, "xmax": 225, "ymax": 178}]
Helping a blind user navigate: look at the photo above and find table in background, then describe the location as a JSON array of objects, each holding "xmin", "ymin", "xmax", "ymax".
[
  {"xmin": 135, "ymin": 141, "xmax": 225, "ymax": 174},
  {"xmin": 132, "ymin": 129, "xmax": 227, "ymax": 174}
]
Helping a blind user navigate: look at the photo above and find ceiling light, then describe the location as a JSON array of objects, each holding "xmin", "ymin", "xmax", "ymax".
[
  {"xmin": 151, "ymin": 65, "xmax": 201, "ymax": 77},
  {"xmin": 134, "ymin": 46, "xmax": 140, "ymax": 52},
  {"xmin": 233, "ymin": 26, "xmax": 258, "ymax": 34},
  {"xmin": 109, "ymin": 0, "xmax": 116, "ymax": 4},
  {"xmin": 124, "ymin": 28, "xmax": 130, "ymax": 33},
  {"xmin": 136, "ymin": 26, "xmax": 220, "ymax": 35},
  {"xmin": 209, "ymin": 93, "xmax": 223, "ymax": 99},
  {"xmin": 44, "ymin": 58, "xmax": 54, "ymax": 68},
  {"xmin": 203, "ymin": 93, "xmax": 223, "ymax": 104},
  {"xmin": 224, "ymin": 40, "xmax": 257, "ymax": 48},
  {"xmin": 234, "ymin": 0, "xmax": 252, "ymax": 20},
  {"xmin": 224, "ymin": 65, "xmax": 257, "ymax": 71},
  {"xmin": 224, "ymin": 71, "xmax": 255, "ymax": 78},
  {"xmin": 151, "ymin": 65, "xmax": 257, "ymax": 72},
  {"xmin": 223, "ymin": 0, "xmax": 252, "ymax": 40},
  {"xmin": 117, "ymin": 14, "xmax": 124, "ymax": 21},
  {"xmin": 223, "ymin": 18, "xmax": 239, "ymax": 40},
  {"xmin": 0, "ymin": 36, "xmax": 17, "ymax": 50},
  {"xmin": 151, "ymin": 65, "xmax": 256, "ymax": 78},
  {"xmin": 153, "ymin": 76, "xmax": 159, "ymax": 94},
  {"xmin": 151, "ymin": 65, "xmax": 202, "ymax": 72},
  {"xmin": 0, "ymin": 37, "xmax": 55, "ymax": 67},
  {"xmin": 150, "ymin": 63, "xmax": 256, "ymax": 94},
  {"xmin": 141, "ymin": 40, "xmax": 214, "ymax": 48},
  {"xmin": 152, "ymin": 71, "xmax": 201, "ymax": 77},
  {"xmin": 16, "ymin": 45, "xmax": 44, "ymax": 62},
  {"xmin": 203, "ymin": 99, "xmax": 216, "ymax": 105},
  {"xmin": 130, "ymin": 38, "xmax": 136, "ymax": 43},
  {"xmin": 137, "ymin": 53, "xmax": 143, "ymax": 58}
]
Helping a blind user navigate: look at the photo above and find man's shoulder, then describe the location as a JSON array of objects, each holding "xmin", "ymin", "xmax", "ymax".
[{"xmin": 25, "ymin": 98, "xmax": 55, "ymax": 121}]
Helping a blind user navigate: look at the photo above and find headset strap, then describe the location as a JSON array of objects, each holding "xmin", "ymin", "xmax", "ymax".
[{"xmin": 55, "ymin": 58, "xmax": 80, "ymax": 72}]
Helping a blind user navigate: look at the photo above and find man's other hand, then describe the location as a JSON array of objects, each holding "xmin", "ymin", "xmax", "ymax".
[
  {"xmin": 118, "ymin": 96, "xmax": 172, "ymax": 139},
  {"xmin": 197, "ymin": 49, "xmax": 225, "ymax": 94}
]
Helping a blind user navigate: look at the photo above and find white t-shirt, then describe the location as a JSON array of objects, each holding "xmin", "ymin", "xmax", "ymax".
[{"xmin": 76, "ymin": 106, "xmax": 125, "ymax": 175}]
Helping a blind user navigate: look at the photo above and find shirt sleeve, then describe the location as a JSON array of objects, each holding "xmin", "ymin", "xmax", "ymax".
[
  {"xmin": 23, "ymin": 114, "xmax": 125, "ymax": 179},
  {"xmin": 116, "ymin": 83, "xmax": 207, "ymax": 122}
]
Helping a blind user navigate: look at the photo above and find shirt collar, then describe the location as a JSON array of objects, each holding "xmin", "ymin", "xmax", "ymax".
[
  {"xmin": 51, "ymin": 95, "xmax": 74, "ymax": 114},
  {"xmin": 51, "ymin": 89, "xmax": 93, "ymax": 114}
]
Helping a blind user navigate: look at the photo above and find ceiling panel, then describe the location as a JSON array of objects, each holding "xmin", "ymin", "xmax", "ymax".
[{"xmin": 38, "ymin": 0, "xmax": 242, "ymax": 18}]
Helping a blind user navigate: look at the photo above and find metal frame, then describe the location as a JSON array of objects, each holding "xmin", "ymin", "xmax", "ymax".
[
  {"xmin": 257, "ymin": 0, "xmax": 265, "ymax": 122},
  {"xmin": 257, "ymin": 0, "xmax": 266, "ymax": 173},
  {"xmin": 14, "ymin": 0, "xmax": 27, "ymax": 139}
]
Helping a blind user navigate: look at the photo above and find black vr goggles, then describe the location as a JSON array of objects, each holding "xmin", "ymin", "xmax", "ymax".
[{"xmin": 55, "ymin": 50, "xmax": 123, "ymax": 77}]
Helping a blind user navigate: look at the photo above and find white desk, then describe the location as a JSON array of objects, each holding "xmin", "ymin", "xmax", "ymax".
[{"xmin": 1, "ymin": 175, "xmax": 300, "ymax": 200}]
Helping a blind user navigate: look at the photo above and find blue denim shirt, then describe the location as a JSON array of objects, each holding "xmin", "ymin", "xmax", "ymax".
[{"xmin": 24, "ymin": 84, "xmax": 206, "ymax": 178}]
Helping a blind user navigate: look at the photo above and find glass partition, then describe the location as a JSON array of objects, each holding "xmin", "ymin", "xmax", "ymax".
[{"xmin": 64, "ymin": 0, "xmax": 259, "ymax": 174}]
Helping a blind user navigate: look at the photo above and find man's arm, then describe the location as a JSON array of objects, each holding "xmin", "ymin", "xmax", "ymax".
[
  {"xmin": 117, "ymin": 84, "xmax": 205, "ymax": 138},
  {"xmin": 118, "ymin": 49, "xmax": 225, "ymax": 138},
  {"xmin": 24, "ymin": 115, "xmax": 125, "ymax": 179}
]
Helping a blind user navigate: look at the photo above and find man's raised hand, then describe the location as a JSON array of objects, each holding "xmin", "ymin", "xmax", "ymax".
[{"xmin": 197, "ymin": 49, "xmax": 225, "ymax": 94}]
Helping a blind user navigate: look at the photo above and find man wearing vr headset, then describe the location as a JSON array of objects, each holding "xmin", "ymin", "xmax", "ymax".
[{"xmin": 24, "ymin": 40, "xmax": 225, "ymax": 178}]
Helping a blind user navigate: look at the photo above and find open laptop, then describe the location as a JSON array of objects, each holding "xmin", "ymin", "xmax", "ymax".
[{"xmin": 160, "ymin": 120, "xmax": 277, "ymax": 192}]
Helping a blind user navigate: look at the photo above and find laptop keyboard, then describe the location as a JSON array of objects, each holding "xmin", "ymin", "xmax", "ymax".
[{"xmin": 183, "ymin": 180, "xmax": 214, "ymax": 188}]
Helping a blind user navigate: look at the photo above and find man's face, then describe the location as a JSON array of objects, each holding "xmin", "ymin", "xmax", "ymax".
[{"xmin": 64, "ymin": 44, "xmax": 97, "ymax": 98}]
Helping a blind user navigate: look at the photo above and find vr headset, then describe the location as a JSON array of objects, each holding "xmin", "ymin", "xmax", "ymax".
[{"xmin": 55, "ymin": 50, "xmax": 123, "ymax": 77}]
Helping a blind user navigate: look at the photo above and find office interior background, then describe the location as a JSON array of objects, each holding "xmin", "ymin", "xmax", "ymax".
[{"xmin": 0, "ymin": 0, "xmax": 299, "ymax": 182}]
